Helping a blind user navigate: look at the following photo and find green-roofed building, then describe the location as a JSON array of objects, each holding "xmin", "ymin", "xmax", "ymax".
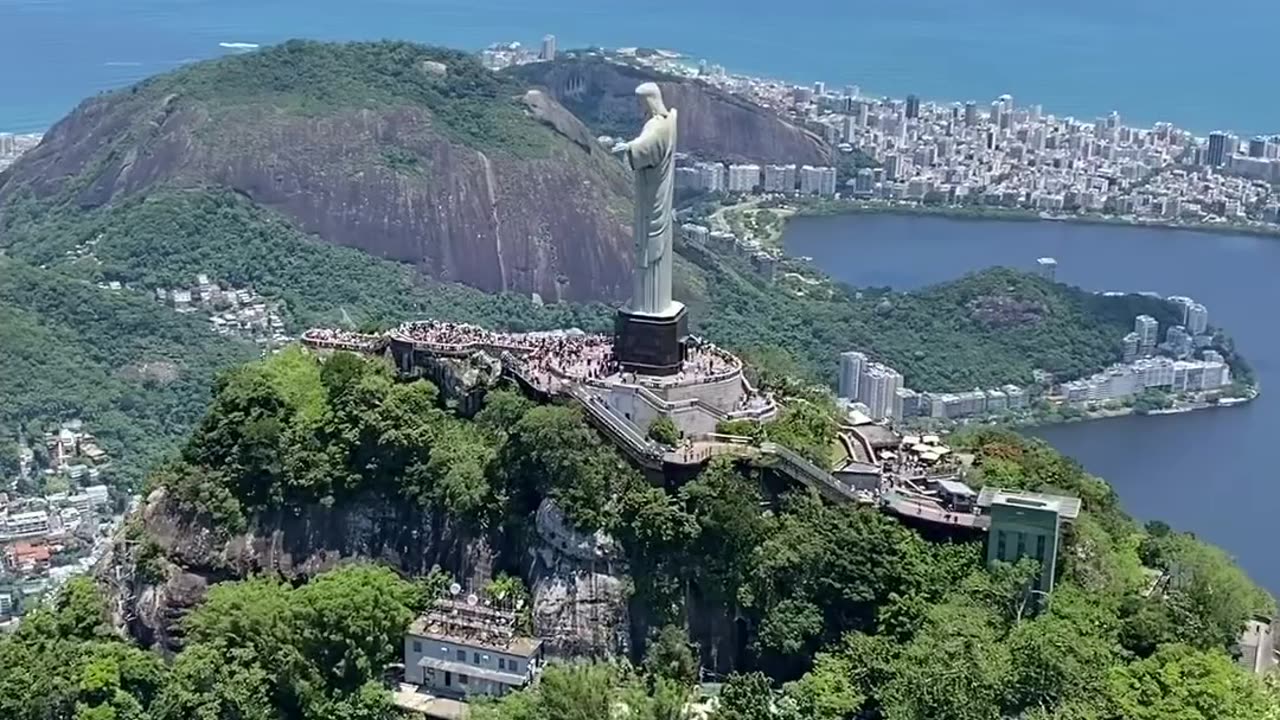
[{"xmin": 977, "ymin": 488, "xmax": 1081, "ymax": 595}]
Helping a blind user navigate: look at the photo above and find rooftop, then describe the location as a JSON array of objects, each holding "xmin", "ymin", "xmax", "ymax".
[
  {"xmin": 976, "ymin": 487, "xmax": 1081, "ymax": 520},
  {"xmin": 937, "ymin": 479, "xmax": 977, "ymax": 497},
  {"xmin": 849, "ymin": 424, "xmax": 899, "ymax": 449},
  {"xmin": 408, "ymin": 597, "xmax": 542, "ymax": 658}
]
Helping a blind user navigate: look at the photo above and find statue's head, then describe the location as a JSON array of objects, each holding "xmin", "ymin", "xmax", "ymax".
[{"xmin": 635, "ymin": 82, "xmax": 668, "ymax": 118}]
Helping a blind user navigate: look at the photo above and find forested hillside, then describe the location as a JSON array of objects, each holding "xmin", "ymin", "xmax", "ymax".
[
  {"xmin": 0, "ymin": 189, "xmax": 614, "ymax": 333},
  {"xmin": 0, "ymin": 258, "xmax": 255, "ymax": 488},
  {"xmin": 83, "ymin": 350, "xmax": 1277, "ymax": 720},
  {"xmin": 683, "ymin": 239, "xmax": 1189, "ymax": 390}
]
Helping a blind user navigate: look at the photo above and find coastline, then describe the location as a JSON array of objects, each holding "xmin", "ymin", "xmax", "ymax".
[
  {"xmin": 893, "ymin": 387, "xmax": 1262, "ymax": 433},
  {"xmin": 1014, "ymin": 388, "xmax": 1261, "ymax": 429},
  {"xmin": 749, "ymin": 198, "xmax": 1265, "ymax": 430},
  {"xmin": 788, "ymin": 198, "xmax": 1280, "ymax": 242}
]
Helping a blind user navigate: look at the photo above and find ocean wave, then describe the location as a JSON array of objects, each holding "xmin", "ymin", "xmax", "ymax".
[
  {"xmin": 218, "ymin": 42, "xmax": 259, "ymax": 50},
  {"xmin": 103, "ymin": 61, "xmax": 144, "ymax": 67}
]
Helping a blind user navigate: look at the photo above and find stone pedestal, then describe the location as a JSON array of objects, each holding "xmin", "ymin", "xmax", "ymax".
[{"xmin": 614, "ymin": 303, "xmax": 688, "ymax": 376}]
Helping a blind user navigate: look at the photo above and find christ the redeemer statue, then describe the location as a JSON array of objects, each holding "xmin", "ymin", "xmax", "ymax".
[{"xmin": 613, "ymin": 82, "xmax": 679, "ymax": 317}]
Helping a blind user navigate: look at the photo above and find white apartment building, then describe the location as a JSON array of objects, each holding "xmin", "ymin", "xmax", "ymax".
[
  {"xmin": 727, "ymin": 164, "xmax": 762, "ymax": 193},
  {"xmin": 696, "ymin": 162, "xmax": 726, "ymax": 193},
  {"xmin": 858, "ymin": 362, "xmax": 902, "ymax": 420},
  {"xmin": 1134, "ymin": 315, "xmax": 1159, "ymax": 353},
  {"xmin": 838, "ymin": 351, "xmax": 867, "ymax": 400},
  {"xmin": 799, "ymin": 165, "xmax": 838, "ymax": 196},
  {"xmin": 3, "ymin": 511, "xmax": 50, "ymax": 538},
  {"xmin": 1187, "ymin": 303, "xmax": 1209, "ymax": 335},
  {"xmin": 763, "ymin": 164, "xmax": 798, "ymax": 193}
]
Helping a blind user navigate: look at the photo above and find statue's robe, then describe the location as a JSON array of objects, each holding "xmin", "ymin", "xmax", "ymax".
[{"xmin": 624, "ymin": 108, "xmax": 678, "ymax": 315}]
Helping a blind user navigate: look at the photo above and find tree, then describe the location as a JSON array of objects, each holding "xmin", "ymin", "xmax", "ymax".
[
  {"xmin": 765, "ymin": 403, "xmax": 836, "ymax": 468},
  {"xmin": 647, "ymin": 416, "xmax": 681, "ymax": 446},
  {"xmin": 496, "ymin": 405, "xmax": 629, "ymax": 529},
  {"xmin": 475, "ymin": 388, "xmax": 533, "ymax": 440},
  {"xmin": 783, "ymin": 645, "xmax": 866, "ymax": 720},
  {"xmin": 679, "ymin": 458, "xmax": 768, "ymax": 599},
  {"xmin": 56, "ymin": 577, "xmax": 109, "ymax": 640},
  {"xmin": 1005, "ymin": 587, "xmax": 1117, "ymax": 712},
  {"xmin": 738, "ymin": 494, "xmax": 932, "ymax": 668},
  {"xmin": 878, "ymin": 599, "xmax": 1012, "ymax": 720},
  {"xmin": 474, "ymin": 663, "xmax": 617, "ymax": 720},
  {"xmin": 151, "ymin": 644, "xmax": 273, "ymax": 720},
  {"xmin": 1141, "ymin": 534, "xmax": 1275, "ymax": 651},
  {"xmin": 291, "ymin": 564, "xmax": 418, "ymax": 694},
  {"xmin": 177, "ymin": 563, "xmax": 419, "ymax": 718},
  {"xmin": 714, "ymin": 672, "xmax": 776, "ymax": 720},
  {"xmin": 1105, "ymin": 644, "xmax": 1275, "ymax": 720},
  {"xmin": 73, "ymin": 644, "xmax": 167, "ymax": 720},
  {"xmin": 643, "ymin": 625, "xmax": 699, "ymax": 688}
]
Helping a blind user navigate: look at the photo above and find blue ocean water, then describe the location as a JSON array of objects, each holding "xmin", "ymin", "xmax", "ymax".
[{"xmin": 1, "ymin": 0, "xmax": 1277, "ymax": 135}]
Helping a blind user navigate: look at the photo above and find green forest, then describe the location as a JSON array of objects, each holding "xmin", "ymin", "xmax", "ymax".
[
  {"xmin": 679, "ymin": 238, "xmax": 1191, "ymax": 390},
  {"xmin": 61, "ymin": 349, "xmax": 1270, "ymax": 720},
  {"xmin": 0, "ymin": 182, "xmax": 1251, "ymax": 492},
  {"xmin": 0, "ymin": 190, "xmax": 613, "ymax": 487},
  {"xmin": 0, "ymin": 37, "xmax": 1271, "ymax": 720},
  {"xmin": 142, "ymin": 39, "xmax": 561, "ymax": 158},
  {"xmin": 0, "ymin": 257, "xmax": 256, "ymax": 488},
  {"xmin": 2, "ymin": 185, "xmax": 1205, "ymax": 396}
]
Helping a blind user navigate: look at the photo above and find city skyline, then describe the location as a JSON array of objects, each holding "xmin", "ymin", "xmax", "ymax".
[{"xmin": 627, "ymin": 48, "xmax": 1280, "ymax": 234}]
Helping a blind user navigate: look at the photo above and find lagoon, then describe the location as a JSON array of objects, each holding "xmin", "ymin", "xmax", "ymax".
[{"xmin": 784, "ymin": 213, "xmax": 1280, "ymax": 593}]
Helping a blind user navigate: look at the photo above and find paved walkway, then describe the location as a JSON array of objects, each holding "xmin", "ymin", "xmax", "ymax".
[{"xmin": 392, "ymin": 684, "xmax": 468, "ymax": 719}]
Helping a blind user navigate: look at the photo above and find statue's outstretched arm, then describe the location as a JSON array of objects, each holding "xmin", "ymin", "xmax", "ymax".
[{"xmin": 626, "ymin": 120, "xmax": 666, "ymax": 170}]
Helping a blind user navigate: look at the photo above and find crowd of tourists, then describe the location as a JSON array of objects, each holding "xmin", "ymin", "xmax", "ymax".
[
  {"xmin": 394, "ymin": 320, "xmax": 534, "ymax": 352},
  {"xmin": 300, "ymin": 328, "xmax": 384, "ymax": 350},
  {"xmin": 306, "ymin": 320, "xmax": 744, "ymax": 392}
]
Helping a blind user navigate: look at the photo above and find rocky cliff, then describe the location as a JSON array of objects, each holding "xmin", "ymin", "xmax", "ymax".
[
  {"xmin": 0, "ymin": 41, "xmax": 634, "ymax": 303},
  {"xmin": 509, "ymin": 57, "xmax": 831, "ymax": 166},
  {"xmin": 114, "ymin": 488, "xmax": 630, "ymax": 658}
]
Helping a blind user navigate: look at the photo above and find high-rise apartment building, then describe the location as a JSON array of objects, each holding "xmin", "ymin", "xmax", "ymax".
[
  {"xmin": 696, "ymin": 162, "xmax": 726, "ymax": 193},
  {"xmin": 838, "ymin": 351, "xmax": 867, "ymax": 400},
  {"xmin": 1134, "ymin": 314, "xmax": 1159, "ymax": 355},
  {"xmin": 841, "ymin": 115, "xmax": 858, "ymax": 142},
  {"xmin": 799, "ymin": 166, "xmax": 837, "ymax": 196},
  {"xmin": 1122, "ymin": 332, "xmax": 1142, "ymax": 363},
  {"xmin": 855, "ymin": 101, "xmax": 870, "ymax": 127},
  {"xmin": 1167, "ymin": 295, "xmax": 1195, "ymax": 323},
  {"xmin": 727, "ymin": 164, "xmax": 761, "ymax": 193},
  {"xmin": 1187, "ymin": 303, "xmax": 1209, "ymax": 335},
  {"xmin": 905, "ymin": 94, "xmax": 920, "ymax": 120},
  {"xmin": 854, "ymin": 168, "xmax": 875, "ymax": 196},
  {"xmin": 1166, "ymin": 325, "xmax": 1193, "ymax": 358},
  {"xmin": 762, "ymin": 164, "xmax": 798, "ymax": 193},
  {"xmin": 857, "ymin": 362, "xmax": 903, "ymax": 420},
  {"xmin": 540, "ymin": 34, "xmax": 557, "ymax": 61},
  {"xmin": 1207, "ymin": 131, "xmax": 1230, "ymax": 168}
]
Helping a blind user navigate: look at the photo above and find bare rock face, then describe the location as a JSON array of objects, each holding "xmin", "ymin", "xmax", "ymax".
[
  {"xmin": 112, "ymin": 490, "xmax": 632, "ymax": 659},
  {"xmin": 0, "ymin": 42, "xmax": 636, "ymax": 304},
  {"xmin": 130, "ymin": 565, "xmax": 208, "ymax": 652},
  {"xmin": 527, "ymin": 499, "xmax": 630, "ymax": 658},
  {"xmin": 529, "ymin": 568, "xmax": 630, "ymax": 658},
  {"xmin": 140, "ymin": 488, "xmax": 471, "ymax": 580},
  {"xmin": 116, "ymin": 487, "xmax": 480, "ymax": 651},
  {"xmin": 510, "ymin": 57, "xmax": 832, "ymax": 166}
]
